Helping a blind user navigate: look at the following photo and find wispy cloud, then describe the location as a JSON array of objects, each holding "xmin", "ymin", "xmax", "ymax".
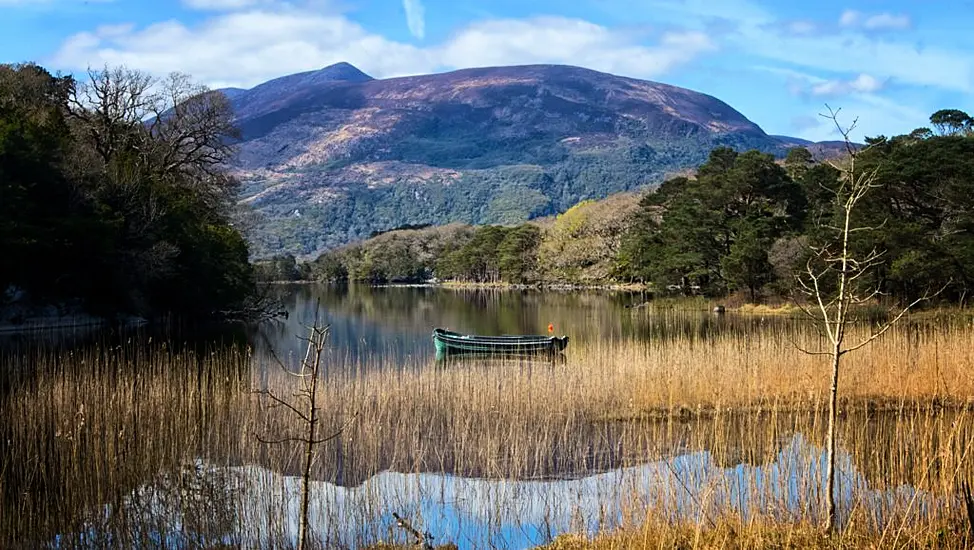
[
  {"xmin": 642, "ymin": 1, "xmax": 957, "ymax": 93},
  {"xmin": 736, "ymin": 27, "xmax": 970, "ymax": 93},
  {"xmin": 787, "ymin": 21, "xmax": 818, "ymax": 35},
  {"xmin": 402, "ymin": 0, "xmax": 425, "ymax": 40},
  {"xmin": 838, "ymin": 9, "xmax": 859, "ymax": 27},
  {"xmin": 182, "ymin": 0, "xmax": 263, "ymax": 10},
  {"xmin": 751, "ymin": 65, "xmax": 928, "ymax": 141},
  {"xmin": 811, "ymin": 74, "xmax": 885, "ymax": 96},
  {"xmin": 839, "ymin": 10, "xmax": 911, "ymax": 30},
  {"xmin": 644, "ymin": 0, "xmax": 773, "ymax": 26},
  {"xmin": 755, "ymin": 66, "xmax": 885, "ymax": 97},
  {"xmin": 438, "ymin": 19, "xmax": 715, "ymax": 78},
  {"xmin": 0, "ymin": 0, "xmax": 114, "ymax": 5}
]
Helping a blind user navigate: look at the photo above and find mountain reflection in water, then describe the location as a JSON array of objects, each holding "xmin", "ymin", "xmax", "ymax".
[{"xmin": 73, "ymin": 434, "xmax": 938, "ymax": 550}]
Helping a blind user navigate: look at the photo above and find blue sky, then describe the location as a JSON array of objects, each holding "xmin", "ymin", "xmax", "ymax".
[{"xmin": 2, "ymin": 0, "xmax": 972, "ymax": 141}]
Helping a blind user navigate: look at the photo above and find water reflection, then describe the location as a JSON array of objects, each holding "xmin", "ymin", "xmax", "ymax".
[{"xmin": 65, "ymin": 433, "xmax": 941, "ymax": 550}]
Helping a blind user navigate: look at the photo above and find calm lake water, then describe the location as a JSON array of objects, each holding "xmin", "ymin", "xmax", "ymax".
[
  {"xmin": 0, "ymin": 284, "xmax": 807, "ymax": 367},
  {"xmin": 0, "ymin": 285, "xmax": 963, "ymax": 549},
  {"xmin": 248, "ymin": 284, "xmax": 803, "ymax": 369}
]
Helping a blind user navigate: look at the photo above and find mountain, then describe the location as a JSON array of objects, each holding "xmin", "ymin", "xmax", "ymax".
[
  {"xmin": 225, "ymin": 63, "xmax": 835, "ymax": 259},
  {"xmin": 770, "ymin": 135, "xmax": 852, "ymax": 158}
]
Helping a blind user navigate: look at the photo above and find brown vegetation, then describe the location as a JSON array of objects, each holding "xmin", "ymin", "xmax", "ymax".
[{"xmin": 2, "ymin": 318, "xmax": 974, "ymax": 548}]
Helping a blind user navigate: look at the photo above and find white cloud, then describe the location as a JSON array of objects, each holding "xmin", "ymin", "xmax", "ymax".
[
  {"xmin": 787, "ymin": 21, "xmax": 817, "ymax": 35},
  {"xmin": 756, "ymin": 66, "xmax": 886, "ymax": 97},
  {"xmin": 438, "ymin": 19, "xmax": 714, "ymax": 78},
  {"xmin": 671, "ymin": 1, "xmax": 955, "ymax": 92},
  {"xmin": 839, "ymin": 9, "xmax": 911, "ymax": 30},
  {"xmin": 811, "ymin": 73, "xmax": 885, "ymax": 96},
  {"xmin": 862, "ymin": 13, "xmax": 911, "ymax": 30},
  {"xmin": 735, "ymin": 26, "xmax": 971, "ymax": 93},
  {"xmin": 751, "ymin": 65, "xmax": 926, "ymax": 140},
  {"xmin": 0, "ymin": 0, "xmax": 113, "ymax": 5},
  {"xmin": 49, "ymin": 10, "xmax": 715, "ymax": 89},
  {"xmin": 402, "ymin": 0, "xmax": 425, "ymax": 40},
  {"xmin": 182, "ymin": 0, "xmax": 262, "ymax": 10},
  {"xmin": 838, "ymin": 9, "xmax": 860, "ymax": 27}
]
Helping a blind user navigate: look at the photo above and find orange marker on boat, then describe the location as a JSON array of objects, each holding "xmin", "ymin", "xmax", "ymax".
[{"xmin": 548, "ymin": 323, "xmax": 554, "ymax": 334}]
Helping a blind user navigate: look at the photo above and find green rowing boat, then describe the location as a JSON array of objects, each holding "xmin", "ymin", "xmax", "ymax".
[{"xmin": 432, "ymin": 328, "xmax": 569, "ymax": 359}]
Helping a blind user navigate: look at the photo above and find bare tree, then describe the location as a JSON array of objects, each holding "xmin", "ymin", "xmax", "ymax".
[
  {"xmin": 67, "ymin": 66, "xmax": 156, "ymax": 164},
  {"xmin": 64, "ymin": 66, "xmax": 245, "ymax": 288},
  {"xmin": 796, "ymin": 106, "xmax": 942, "ymax": 533},
  {"xmin": 145, "ymin": 72, "xmax": 240, "ymax": 180},
  {"xmin": 67, "ymin": 66, "xmax": 239, "ymax": 185},
  {"xmin": 254, "ymin": 307, "xmax": 353, "ymax": 550}
]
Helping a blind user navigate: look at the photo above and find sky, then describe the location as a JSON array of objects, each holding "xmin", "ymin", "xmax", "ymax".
[{"xmin": 2, "ymin": 0, "xmax": 973, "ymax": 141}]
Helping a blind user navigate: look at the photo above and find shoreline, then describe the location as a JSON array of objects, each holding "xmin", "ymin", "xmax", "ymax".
[
  {"xmin": 261, "ymin": 279, "xmax": 653, "ymax": 292},
  {"xmin": 0, "ymin": 314, "xmax": 148, "ymax": 335}
]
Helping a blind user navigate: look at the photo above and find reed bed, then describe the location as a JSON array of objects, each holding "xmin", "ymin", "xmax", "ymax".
[{"xmin": 2, "ymin": 319, "xmax": 974, "ymax": 548}]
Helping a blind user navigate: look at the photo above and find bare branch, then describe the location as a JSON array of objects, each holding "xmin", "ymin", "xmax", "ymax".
[
  {"xmin": 252, "ymin": 389, "xmax": 310, "ymax": 423},
  {"xmin": 791, "ymin": 341, "xmax": 833, "ymax": 356},
  {"xmin": 255, "ymin": 433, "xmax": 314, "ymax": 445},
  {"xmin": 843, "ymin": 283, "xmax": 951, "ymax": 354}
]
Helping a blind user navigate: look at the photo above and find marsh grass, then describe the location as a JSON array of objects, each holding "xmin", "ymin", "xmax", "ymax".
[{"xmin": 2, "ymin": 319, "xmax": 974, "ymax": 548}]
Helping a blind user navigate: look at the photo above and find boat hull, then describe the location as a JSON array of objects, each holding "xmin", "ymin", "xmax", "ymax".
[{"xmin": 432, "ymin": 328, "xmax": 569, "ymax": 359}]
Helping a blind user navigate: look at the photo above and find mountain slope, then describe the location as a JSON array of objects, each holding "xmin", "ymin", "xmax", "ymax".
[
  {"xmin": 226, "ymin": 63, "xmax": 823, "ymax": 258},
  {"xmin": 770, "ymin": 135, "xmax": 851, "ymax": 158}
]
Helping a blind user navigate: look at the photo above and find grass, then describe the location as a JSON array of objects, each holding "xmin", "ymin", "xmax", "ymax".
[
  {"xmin": 734, "ymin": 303, "xmax": 802, "ymax": 316},
  {"xmin": 538, "ymin": 518, "xmax": 972, "ymax": 549},
  {"xmin": 2, "ymin": 318, "xmax": 974, "ymax": 548}
]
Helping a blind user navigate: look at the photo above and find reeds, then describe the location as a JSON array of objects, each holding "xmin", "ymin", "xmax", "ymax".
[{"xmin": 2, "ymin": 319, "xmax": 974, "ymax": 548}]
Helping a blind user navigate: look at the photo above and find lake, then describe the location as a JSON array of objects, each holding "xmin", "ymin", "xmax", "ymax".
[
  {"xmin": 2, "ymin": 284, "xmax": 972, "ymax": 549},
  {"xmin": 248, "ymin": 284, "xmax": 804, "ymax": 368}
]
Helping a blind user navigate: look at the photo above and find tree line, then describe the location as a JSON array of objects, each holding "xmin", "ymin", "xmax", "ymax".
[
  {"xmin": 279, "ymin": 194, "xmax": 640, "ymax": 286},
  {"xmin": 296, "ymin": 109, "xmax": 974, "ymax": 305},
  {"xmin": 1, "ymin": 63, "xmax": 254, "ymax": 318},
  {"xmin": 616, "ymin": 109, "xmax": 974, "ymax": 303}
]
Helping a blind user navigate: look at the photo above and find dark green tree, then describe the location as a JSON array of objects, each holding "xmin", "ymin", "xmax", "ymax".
[
  {"xmin": 783, "ymin": 147, "xmax": 814, "ymax": 181},
  {"xmin": 722, "ymin": 223, "xmax": 775, "ymax": 301},
  {"xmin": 497, "ymin": 225, "xmax": 542, "ymax": 283},
  {"xmin": 620, "ymin": 148, "xmax": 804, "ymax": 296},
  {"xmin": 929, "ymin": 109, "xmax": 973, "ymax": 136},
  {"xmin": 854, "ymin": 131, "xmax": 974, "ymax": 302},
  {"xmin": 439, "ymin": 225, "xmax": 509, "ymax": 282}
]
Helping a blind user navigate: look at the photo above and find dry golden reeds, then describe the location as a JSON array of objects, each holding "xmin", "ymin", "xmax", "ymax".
[{"xmin": 1, "ymin": 318, "xmax": 974, "ymax": 548}]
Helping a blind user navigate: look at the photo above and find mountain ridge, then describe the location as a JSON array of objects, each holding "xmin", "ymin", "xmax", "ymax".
[{"xmin": 225, "ymin": 62, "xmax": 845, "ymax": 259}]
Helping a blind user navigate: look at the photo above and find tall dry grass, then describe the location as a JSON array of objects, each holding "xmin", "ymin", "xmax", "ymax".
[{"xmin": 1, "ymin": 319, "xmax": 974, "ymax": 548}]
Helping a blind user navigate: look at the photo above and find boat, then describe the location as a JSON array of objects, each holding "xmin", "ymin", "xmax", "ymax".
[{"xmin": 432, "ymin": 328, "xmax": 569, "ymax": 359}]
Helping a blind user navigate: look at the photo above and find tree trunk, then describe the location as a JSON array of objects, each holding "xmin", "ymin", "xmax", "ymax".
[
  {"xmin": 824, "ymin": 346, "xmax": 840, "ymax": 532},
  {"xmin": 298, "ymin": 330, "xmax": 323, "ymax": 550},
  {"xmin": 823, "ymin": 193, "xmax": 852, "ymax": 534}
]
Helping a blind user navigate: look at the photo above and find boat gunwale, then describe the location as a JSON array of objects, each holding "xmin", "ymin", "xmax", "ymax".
[
  {"xmin": 433, "ymin": 328, "xmax": 565, "ymax": 344},
  {"xmin": 432, "ymin": 328, "xmax": 569, "ymax": 353}
]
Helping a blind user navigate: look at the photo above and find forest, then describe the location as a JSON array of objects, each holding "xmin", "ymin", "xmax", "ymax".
[
  {"xmin": 296, "ymin": 109, "xmax": 974, "ymax": 305},
  {"xmin": 0, "ymin": 63, "xmax": 254, "ymax": 319}
]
